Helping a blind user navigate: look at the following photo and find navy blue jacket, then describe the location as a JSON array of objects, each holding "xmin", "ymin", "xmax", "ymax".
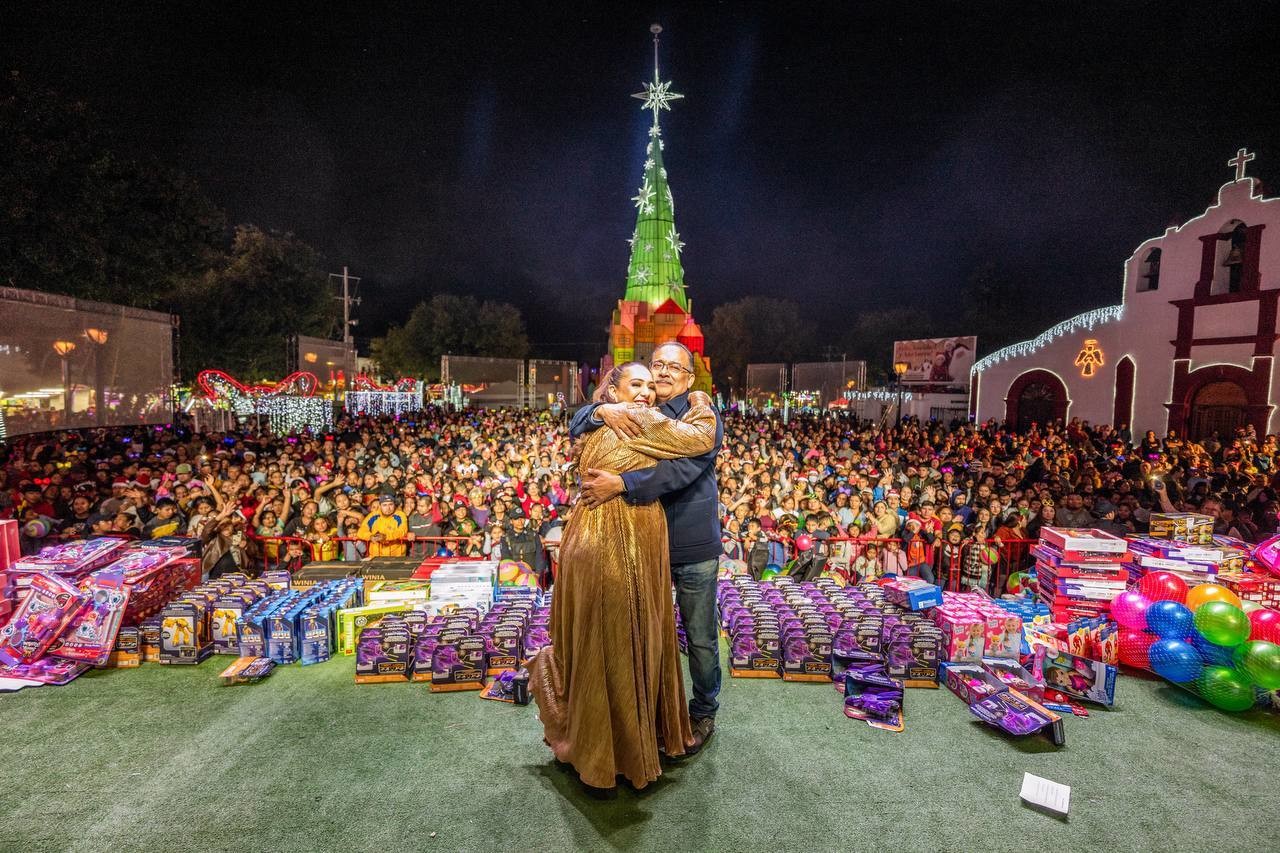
[{"xmin": 569, "ymin": 392, "xmax": 723, "ymax": 564}]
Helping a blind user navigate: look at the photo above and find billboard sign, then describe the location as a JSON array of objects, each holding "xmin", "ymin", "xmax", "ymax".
[{"xmin": 892, "ymin": 336, "xmax": 977, "ymax": 386}]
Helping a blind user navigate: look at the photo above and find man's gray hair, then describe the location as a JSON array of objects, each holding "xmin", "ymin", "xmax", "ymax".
[{"xmin": 654, "ymin": 340, "xmax": 695, "ymax": 369}]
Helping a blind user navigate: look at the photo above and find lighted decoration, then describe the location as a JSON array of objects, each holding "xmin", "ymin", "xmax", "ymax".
[
  {"xmin": 970, "ymin": 305, "xmax": 1124, "ymax": 376},
  {"xmin": 603, "ymin": 27, "xmax": 712, "ymax": 394},
  {"xmin": 345, "ymin": 390, "xmax": 423, "ymax": 418},
  {"xmin": 1228, "ymin": 147, "xmax": 1256, "ymax": 181},
  {"xmin": 351, "ymin": 374, "xmax": 418, "ymax": 393},
  {"xmin": 1074, "ymin": 339, "xmax": 1105, "ymax": 377},
  {"xmin": 196, "ymin": 369, "xmax": 331, "ymax": 434}
]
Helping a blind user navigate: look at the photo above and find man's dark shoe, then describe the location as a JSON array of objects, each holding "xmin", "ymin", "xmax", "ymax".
[{"xmin": 685, "ymin": 716, "xmax": 715, "ymax": 755}]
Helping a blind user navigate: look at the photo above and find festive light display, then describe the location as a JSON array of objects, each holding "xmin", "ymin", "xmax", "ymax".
[
  {"xmin": 970, "ymin": 305, "xmax": 1124, "ymax": 376},
  {"xmin": 351, "ymin": 374, "xmax": 419, "ymax": 394},
  {"xmin": 603, "ymin": 26, "xmax": 712, "ymax": 394},
  {"xmin": 345, "ymin": 390, "xmax": 423, "ymax": 418},
  {"xmin": 196, "ymin": 369, "xmax": 332, "ymax": 434}
]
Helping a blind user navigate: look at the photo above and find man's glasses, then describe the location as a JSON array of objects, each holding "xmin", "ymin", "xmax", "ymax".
[{"xmin": 650, "ymin": 360, "xmax": 692, "ymax": 375}]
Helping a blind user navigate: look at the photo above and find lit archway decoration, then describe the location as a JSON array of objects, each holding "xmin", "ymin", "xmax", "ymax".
[
  {"xmin": 196, "ymin": 370, "xmax": 321, "ymax": 401},
  {"xmin": 352, "ymin": 373, "xmax": 418, "ymax": 393},
  {"xmin": 195, "ymin": 369, "xmax": 329, "ymax": 434}
]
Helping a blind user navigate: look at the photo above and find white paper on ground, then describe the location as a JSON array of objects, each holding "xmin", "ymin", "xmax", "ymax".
[{"xmin": 1020, "ymin": 772, "xmax": 1071, "ymax": 816}]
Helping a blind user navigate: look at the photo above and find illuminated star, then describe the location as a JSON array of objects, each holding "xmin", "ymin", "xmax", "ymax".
[
  {"xmin": 632, "ymin": 79, "xmax": 684, "ymax": 119},
  {"xmin": 632, "ymin": 182, "xmax": 655, "ymax": 212},
  {"xmin": 667, "ymin": 227, "xmax": 685, "ymax": 257},
  {"xmin": 633, "ymin": 265, "xmax": 653, "ymax": 284}
]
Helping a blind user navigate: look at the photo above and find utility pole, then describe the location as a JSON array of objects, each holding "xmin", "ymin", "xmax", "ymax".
[{"xmin": 329, "ymin": 266, "xmax": 362, "ymax": 345}]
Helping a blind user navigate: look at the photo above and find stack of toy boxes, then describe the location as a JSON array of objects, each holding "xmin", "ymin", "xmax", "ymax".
[
  {"xmin": 4, "ymin": 538, "xmax": 128, "ymax": 600},
  {"xmin": 0, "ymin": 520, "xmax": 18, "ymax": 626},
  {"xmin": 237, "ymin": 579, "xmax": 362, "ymax": 665},
  {"xmin": 1033, "ymin": 527, "xmax": 1130, "ymax": 622},
  {"xmin": 720, "ymin": 576, "xmax": 943, "ymax": 686},
  {"xmin": 931, "ymin": 591, "xmax": 1023, "ymax": 663},
  {"xmin": 720, "ymin": 577, "xmax": 783, "ymax": 678},
  {"xmin": 477, "ymin": 596, "xmax": 539, "ymax": 674},
  {"xmin": 425, "ymin": 561, "xmax": 496, "ymax": 616},
  {"xmin": 1125, "ymin": 537, "xmax": 1240, "ymax": 589},
  {"xmin": 829, "ymin": 579, "xmax": 943, "ymax": 687}
]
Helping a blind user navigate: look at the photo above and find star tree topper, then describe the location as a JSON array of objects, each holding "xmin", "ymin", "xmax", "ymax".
[{"xmin": 632, "ymin": 24, "xmax": 683, "ymax": 123}]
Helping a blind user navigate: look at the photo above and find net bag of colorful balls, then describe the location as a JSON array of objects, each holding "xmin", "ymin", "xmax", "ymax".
[
  {"xmin": 1110, "ymin": 570, "xmax": 1280, "ymax": 712},
  {"xmin": 497, "ymin": 560, "xmax": 538, "ymax": 589}
]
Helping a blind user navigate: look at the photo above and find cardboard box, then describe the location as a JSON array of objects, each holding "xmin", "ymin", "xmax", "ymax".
[
  {"xmin": 429, "ymin": 635, "xmax": 487, "ymax": 692},
  {"xmin": 1149, "ymin": 513, "xmax": 1214, "ymax": 545},
  {"xmin": 1038, "ymin": 527, "xmax": 1128, "ymax": 557}
]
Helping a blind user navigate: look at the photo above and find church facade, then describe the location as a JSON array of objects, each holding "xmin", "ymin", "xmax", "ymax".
[{"xmin": 971, "ymin": 150, "xmax": 1278, "ymax": 440}]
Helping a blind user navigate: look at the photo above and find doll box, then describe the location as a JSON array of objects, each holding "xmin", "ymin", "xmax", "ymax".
[
  {"xmin": 1035, "ymin": 649, "xmax": 1117, "ymax": 707},
  {"xmin": 981, "ymin": 657, "xmax": 1044, "ymax": 702}
]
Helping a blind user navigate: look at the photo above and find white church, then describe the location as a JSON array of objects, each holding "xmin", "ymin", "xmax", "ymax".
[{"xmin": 971, "ymin": 149, "xmax": 1277, "ymax": 440}]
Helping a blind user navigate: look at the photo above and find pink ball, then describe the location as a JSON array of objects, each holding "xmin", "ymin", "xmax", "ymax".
[
  {"xmin": 1111, "ymin": 589, "xmax": 1153, "ymax": 630},
  {"xmin": 795, "ymin": 534, "xmax": 814, "ymax": 552}
]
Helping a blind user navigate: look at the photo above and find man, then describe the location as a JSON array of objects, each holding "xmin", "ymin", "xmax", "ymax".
[
  {"xmin": 501, "ymin": 506, "xmax": 548, "ymax": 579},
  {"xmin": 1057, "ymin": 493, "xmax": 1094, "ymax": 528},
  {"xmin": 356, "ymin": 493, "xmax": 410, "ymax": 557},
  {"xmin": 572, "ymin": 341, "xmax": 723, "ymax": 754}
]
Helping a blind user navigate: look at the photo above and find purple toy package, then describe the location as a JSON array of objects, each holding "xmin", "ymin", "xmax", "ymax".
[
  {"xmin": 0, "ymin": 572, "xmax": 88, "ymax": 665},
  {"xmin": 47, "ymin": 570, "xmax": 130, "ymax": 665}
]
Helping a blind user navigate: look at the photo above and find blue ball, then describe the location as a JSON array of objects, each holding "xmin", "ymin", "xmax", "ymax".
[
  {"xmin": 1189, "ymin": 633, "xmax": 1236, "ymax": 667},
  {"xmin": 1148, "ymin": 638, "xmax": 1204, "ymax": 683},
  {"xmin": 1146, "ymin": 600, "xmax": 1194, "ymax": 639}
]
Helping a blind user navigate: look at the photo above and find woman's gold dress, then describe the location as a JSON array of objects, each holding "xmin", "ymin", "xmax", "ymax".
[{"xmin": 531, "ymin": 398, "xmax": 717, "ymax": 789}]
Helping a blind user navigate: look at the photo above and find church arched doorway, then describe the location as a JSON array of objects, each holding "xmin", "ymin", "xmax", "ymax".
[
  {"xmin": 1189, "ymin": 380, "xmax": 1248, "ymax": 441},
  {"xmin": 1005, "ymin": 369, "xmax": 1069, "ymax": 431}
]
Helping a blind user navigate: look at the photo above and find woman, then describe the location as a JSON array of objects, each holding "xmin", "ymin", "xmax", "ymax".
[{"xmin": 531, "ymin": 362, "xmax": 716, "ymax": 791}]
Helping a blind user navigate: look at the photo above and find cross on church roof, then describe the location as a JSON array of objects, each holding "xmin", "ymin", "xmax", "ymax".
[{"xmin": 1228, "ymin": 147, "xmax": 1256, "ymax": 181}]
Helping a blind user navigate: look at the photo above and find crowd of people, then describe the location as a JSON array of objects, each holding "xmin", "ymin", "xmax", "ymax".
[{"xmin": 2, "ymin": 407, "xmax": 1275, "ymax": 595}]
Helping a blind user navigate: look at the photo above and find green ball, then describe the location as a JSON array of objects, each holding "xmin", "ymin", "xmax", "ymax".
[
  {"xmin": 1193, "ymin": 601, "xmax": 1251, "ymax": 647},
  {"xmin": 1197, "ymin": 665, "xmax": 1256, "ymax": 712},
  {"xmin": 1233, "ymin": 640, "xmax": 1280, "ymax": 690}
]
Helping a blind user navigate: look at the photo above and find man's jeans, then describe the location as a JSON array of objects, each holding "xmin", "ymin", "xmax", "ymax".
[{"xmin": 672, "ymin": 557, "xmax": 721, "ymax": 721}]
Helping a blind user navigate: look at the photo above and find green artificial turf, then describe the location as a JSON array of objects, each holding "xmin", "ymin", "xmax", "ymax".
[{"xmin": 2, "ymin": 645, "xmax": 1278, "ymax": 853}]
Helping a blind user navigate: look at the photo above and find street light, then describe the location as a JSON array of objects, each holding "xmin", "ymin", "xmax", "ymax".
[
  {"xmin": 892, "ymin": 361, "xmax": 908, "ymax": 424},
  {"xmin": 53, "ymin": 340, "xmax": 77, "ymax": 421},
  {"xmin": 84, "ymin": 328, "xmax": 109, "ymax": 426}
]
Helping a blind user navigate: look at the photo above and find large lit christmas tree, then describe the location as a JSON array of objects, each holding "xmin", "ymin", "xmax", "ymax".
[{"xmin": 605, "ymin": 25, "xmax": 712, "ymax": 394}]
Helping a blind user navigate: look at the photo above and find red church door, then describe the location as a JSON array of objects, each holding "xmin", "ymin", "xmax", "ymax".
[{"xmin": 1188, "ymin": 381, "xmax": 1247, "ymax": 440}]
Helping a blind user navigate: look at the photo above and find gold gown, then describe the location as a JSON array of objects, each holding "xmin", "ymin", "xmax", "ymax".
[{"xmin": 531, "ymin": 397, "xmax": 717, "ymax": 789}]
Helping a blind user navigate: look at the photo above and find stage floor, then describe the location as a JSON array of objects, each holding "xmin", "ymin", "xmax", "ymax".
[{"xmin": 3, "ymin": 642, "xmax": 1277, "ymax": 852}]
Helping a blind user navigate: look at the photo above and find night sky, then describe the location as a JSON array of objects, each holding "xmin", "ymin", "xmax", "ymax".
[{"xmin": 6, "ymin": 2, "xmax": 1280, "ymax": 362}]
